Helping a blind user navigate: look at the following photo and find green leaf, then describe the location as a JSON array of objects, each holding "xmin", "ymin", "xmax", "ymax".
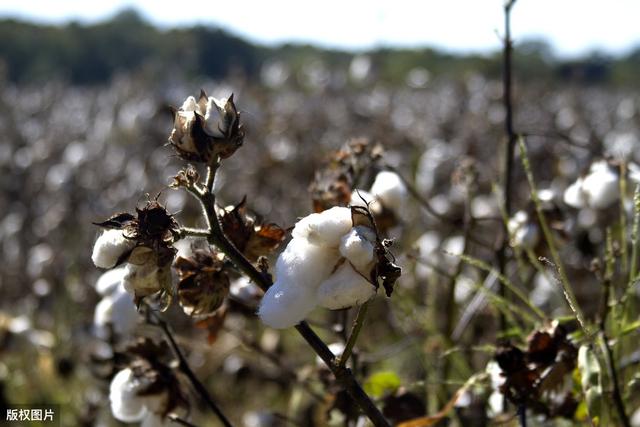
[{"xmin": 364, "ymin": 371, "xmax": 402, "ymax": 398}]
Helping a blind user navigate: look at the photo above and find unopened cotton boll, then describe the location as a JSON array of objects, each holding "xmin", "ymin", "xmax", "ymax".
[
  {"xmin": 292, "ymin": 206, "xmax": 353, "ymax": 247},
  {"xmin": 258, "ymin": 282, "xmax": 319, "ymax": 329},
  {"xmin": 317, "ymin": 261, "xmax": 376, "ymax": 310},
  {"xmin": 91, "ymin": 229, "xmax": 136, "ymax": 269},
  {"xmin": 339, "ymin": 226, "xmax": 376, "ymax": 270},
  {"xmin": 370, "ymin": 171, "xmax": 407, "ymax": 211}
]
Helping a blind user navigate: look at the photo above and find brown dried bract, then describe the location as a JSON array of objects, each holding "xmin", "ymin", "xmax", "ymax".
[
  {"xmin": 219, "ymin": 198, "xmax": 285, "ymax": 261},
  {"xmin": 175, "ymin": 249, "xmax": 229, "ymax": 316},
  {"xmin": 351, "ymin": 205, "xmax": 401, "ymax": 297},
  {"xmin": 494, "ymin": 321, "xmax": 578, "ymax": 419},
  {"xmin": 310, "ymin": 138, "xmax": 384, "ymax": 212}
]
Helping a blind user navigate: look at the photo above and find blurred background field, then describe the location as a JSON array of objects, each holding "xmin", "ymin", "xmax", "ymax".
[{"xmin": 2, "ymin": 4, "xmax": 640, "ymax": 426}]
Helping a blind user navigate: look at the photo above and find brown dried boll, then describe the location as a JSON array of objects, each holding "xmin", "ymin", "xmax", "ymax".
[{"xmin": 175, "ymin": 249, "xmax": 230, "ymax": 316}]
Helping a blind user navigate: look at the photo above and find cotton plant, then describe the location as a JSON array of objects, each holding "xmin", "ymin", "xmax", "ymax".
[{"xmin": 89, "ymin": 90, "xmax": 400, "ymax": 426}]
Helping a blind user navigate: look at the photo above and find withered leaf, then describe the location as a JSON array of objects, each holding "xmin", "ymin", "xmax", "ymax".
[{"xmin": 93, "ymin": 212, "xmax": 136, "ymax": 229}]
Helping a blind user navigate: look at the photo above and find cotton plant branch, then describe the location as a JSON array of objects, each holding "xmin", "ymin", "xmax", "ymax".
[
  {"xmin": 496, "ymin": 0, "xmax": 518, "ymax": 333},
  {"xmin": 151, "ymin": 311, "xmax": 234, "ymax": 427},
  {"xmin": 180, "ymin": 163, "xmax": 391, "ymax": 427}
]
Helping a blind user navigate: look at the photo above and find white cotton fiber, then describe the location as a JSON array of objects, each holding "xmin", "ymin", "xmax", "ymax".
[
  {"xmin": 339, "ymin": 226, "xmax": 375, "ymax": 270},
  {"xmin": 317, "ymin": 261, "xmax": 376, "ymax": 310},
  {"xmin": 370, "ymin": 171, "xmax": 407, "ymax": 211},
  {"xmin": 291, "ymin": 206, "xmax": 353, "ymax": 247},
  {"xmin": 582, "ymin": 163, "xmax": 619, "ymax": 209},
  {"xmin": 95, "ymin": 267, "xmax": 127, "ymax": 296},
  {"xmin": 258, "ymin": 282, "xmax": 319, "ymax": 329},
  {"xmin": 91, "ymin": 229, "xmax": 136, "ymax": 269},
  {"xmin": 94, "ymin": 286, "xmax": 138, "ymax": 338},
  {"xmin": 274, "ymin": 237, "xmax": 340, "ymax": 290},
  {"xmin": 563, "ymin": 178, "xmax": 586, "ymax": 208},
  {"xmin": 109, "ymin": 368, "xmax": 148, "ymax": 422}
]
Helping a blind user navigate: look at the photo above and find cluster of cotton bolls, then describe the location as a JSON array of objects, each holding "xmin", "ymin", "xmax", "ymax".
[
  {"xmin": 259, "ymin": 171, "xmax": 406, "ymax": 329},
  {"xmin": 109, "ymin": 367, "xmax": 174, "ymax": 427},
  {"xmin": 91, "ymin": 230, "xmax": 141, "ymax": 337}
]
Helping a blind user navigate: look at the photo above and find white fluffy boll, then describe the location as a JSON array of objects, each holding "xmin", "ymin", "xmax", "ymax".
[
  {"xmin": 95, "ymin": 266, "xmax": 128, "ymax": 296},
  {"xmin": 339, "ymin": 226, "xmax": 376, "ymax": 270},
  {"xmin": 109, "ymin": 368, "xmax": 169, "ymax": 425},
  {"xmin": 91, "ymin": 229, "xmax": 136, "ymax": 269},
  {"xmin": 109, "ymin": 368, "xmax": 150, "ymax": 422},
  {"xmin": 564, "ymin": 160, "xmax": 620, "ymax": 209},
  {"xmin": 317, "ymin": 261, "xmax": 376, "ymax": 310},
  {"xmin": 259, "ymin": 237, "xmax": 340, "ymax": 328},
  {"xmin": 291, "ymin": 206, "xmax": 353, "ymax": 247},
  {"xmin": 370, "ymin": 171, "xmax": 407, "ymax": 210},
  {"xmin": 94, "ymin": 289, "xmax": 138, "ymax": 339}
]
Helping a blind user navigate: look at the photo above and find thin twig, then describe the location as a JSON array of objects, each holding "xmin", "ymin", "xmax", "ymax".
[
  {"xmin": 152, "ymin": 312, "xmax": 234, "ymax": 427},
  {"xmin": 497, "ymin": 0, "xmax": 517, "ymax": 333},
  {"xmin": 338, "ymin": 301, "xmax": 371, "ymax": 368}
]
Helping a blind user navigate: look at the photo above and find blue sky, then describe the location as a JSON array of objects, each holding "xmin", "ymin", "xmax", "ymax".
[{"xmin": 2, "ymin": 0, "xmax": 640, "ymax": 57}]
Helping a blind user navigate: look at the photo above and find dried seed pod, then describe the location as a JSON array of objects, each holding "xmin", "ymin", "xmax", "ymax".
[{"xmin": 175, "ymin": 249, "xmax": 229, "ymax": 316}]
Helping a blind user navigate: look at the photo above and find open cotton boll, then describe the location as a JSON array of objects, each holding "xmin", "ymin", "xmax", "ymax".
[
  {"xmin": 94, "ymin": 287, "xmax": 138, "ymax": 338},
  {"xmin": 92, "ymin": 229, "xmax": 136, "ymax": 269},
  {"xmin": 258, "ymin": 282, "xmax": 319, "ymax": 328},
  {"xmin": 370, "ymin": 171, "xmax": 407, "ymax": 211},
  {"xmin": 291, "ymin": 207, "xmax": 353, "ymax": 247},
  {"xmin": 563, "ymin": 178, "xmax": 586, "ymax": 208},
  {"xmin": 95, "ymin": 266, "xmax": 127, "ymax": 296},
  {"xmin": 317, "ymin": 261, "xmax": 376, "ymax": 310},
  {"xmin": 339, "ymin": 226, "xmax": 376, "ymax": 270},
  {"xmin": 275, "ymin": 237, "xmax": 340, "ymax": 290},
  {"xmin": 581, "ymin": 164, "xmax": 619, "ymax": 209},
  {"xmin": 109, "ymin": 368, "xmax": 149, "ymax": 422}
]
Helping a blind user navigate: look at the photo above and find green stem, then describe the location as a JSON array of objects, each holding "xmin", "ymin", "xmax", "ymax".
[{"xmin": 338, "ymin": 301, "xmax": 370, "ymax": 368}]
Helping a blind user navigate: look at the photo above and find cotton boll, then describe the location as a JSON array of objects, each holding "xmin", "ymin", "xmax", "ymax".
[
  {"xmin": 109, "ymin": 368, "xmax": 148, "ymax": 422},
  {"xmin": 258, "ymin": 282, "xmax": 318, "ymax": 329},
  {"xmin": 94, "ymin": 266, "xmax": 127, "ymax": 296},
  {"xmin": 94, "ymin": 287, "xmax": 138, "ymax": 338},
  {"xmin": 370, "ymin": 171, "xmax": 407, "ymax": 211},
  {"xmin": 339, "ymin": 226, "xmax": 376, "ymax": 270},
  {"xmin": 91, "ymin": 229, "xmax": 136, "ymax": 269},
  {"xmin": 275, "ymin": 237, "xmax": 340, "ymax": 290},
  {"xmin": 317, "ymin": 262, "xmax": 376, "ymax": 310},
  {"xmin": 582, "ymin": 163, "xmax": 619, "ymax": 209},
  {"xmin": 563, "ymin": 178, "xmax": 586, "ymax": 208},
  {"xmin": 122, "ymin": 262, "xmax": 170, "ymax": 298},
  {"xmin": 292, "ymin": 207, "xmax": 353, "ymax": 247}
]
